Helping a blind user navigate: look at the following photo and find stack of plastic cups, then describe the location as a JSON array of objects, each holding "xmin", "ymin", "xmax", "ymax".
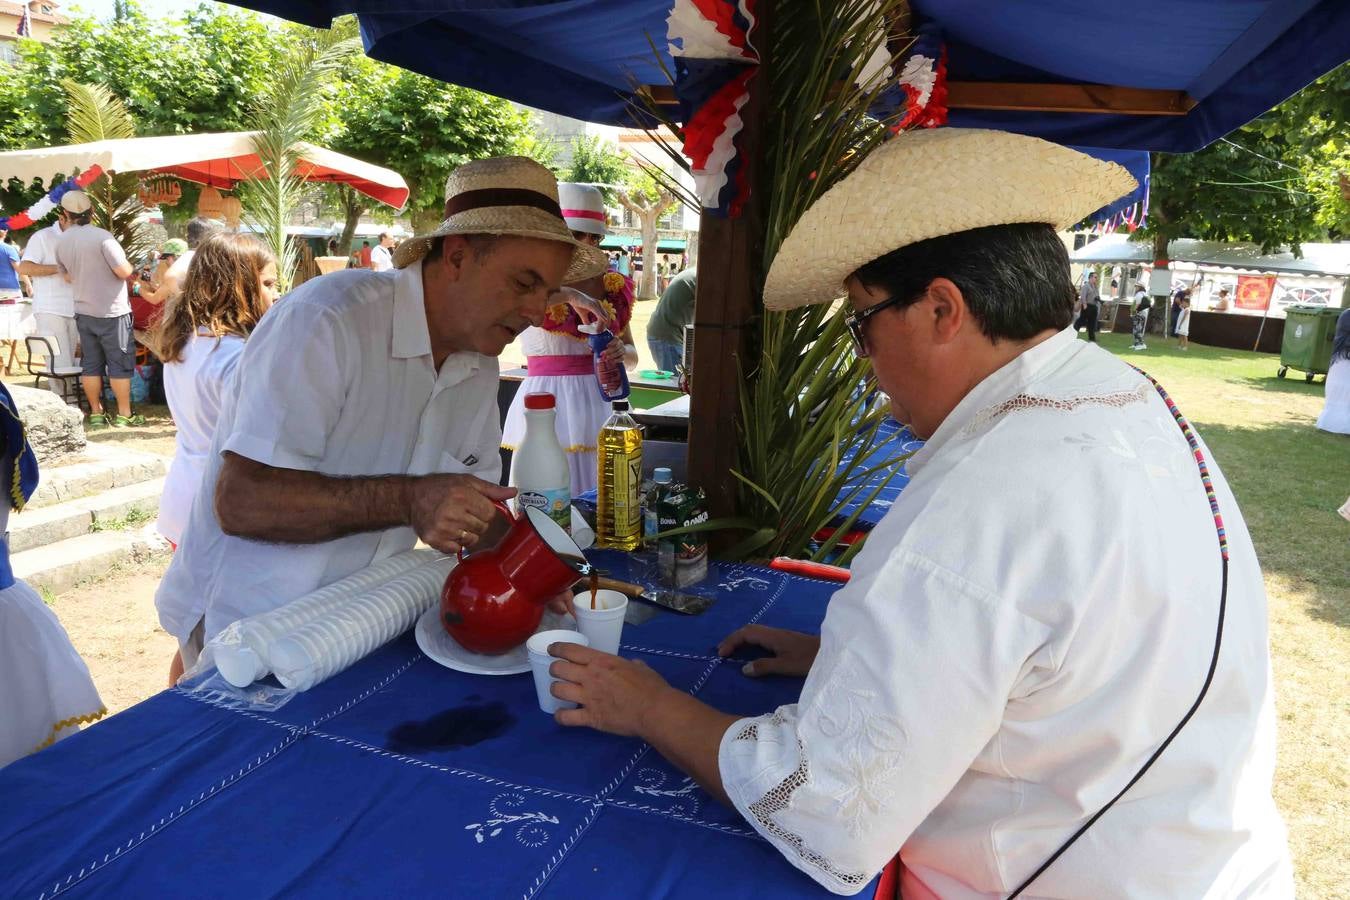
[
  {"xmin": 214, "ymin": 549, "xmax": 433, "ymax": 688},
  {"xmin": 269, "ymin": 557, "xmax": 455, "ymax": 692}
]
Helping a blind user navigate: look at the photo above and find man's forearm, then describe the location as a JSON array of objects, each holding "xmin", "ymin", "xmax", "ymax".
[
  {"xmin": 215, "ymin": 452, "xmax": 413, "ymax": 543},
  {"xmin": 640, "ymin": 688, "xmax": 739, "ymax": 807},
  {"xmin": 18, "ymin": 261, "xmax": 57, "ymax": 278}
]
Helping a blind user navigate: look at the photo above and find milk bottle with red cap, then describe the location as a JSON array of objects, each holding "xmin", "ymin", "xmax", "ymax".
[{"xmin": 510, "ymin": 392, "xmax": 572, "ymax": 533}]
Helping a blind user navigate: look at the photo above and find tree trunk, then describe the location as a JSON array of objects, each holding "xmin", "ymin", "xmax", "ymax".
[
  {"xmin": 638, "ymin": 212, "xmax": 660, "ymax": 300},
  {"xmin": 337, "ymin": 186, "xmax": 365, "ymax": 256},
  {"xmin": 1151, "ymin": 231, "xmax": 1170, "ymax": 335}
]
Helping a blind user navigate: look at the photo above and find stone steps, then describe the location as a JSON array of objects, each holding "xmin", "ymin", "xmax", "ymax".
[
  {"xmin": 9, "ymin": 477, "xmax": 166, "ymax": 554},
  {"xmin": 29, "ymin": 443, "xmax": 167, "ymax": 509},
  {"xmin": 11, "ymin": 529, "xmax": 165, "ymax": 596}
]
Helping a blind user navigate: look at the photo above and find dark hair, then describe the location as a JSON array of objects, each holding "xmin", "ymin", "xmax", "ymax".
[
  {"xmin": 852, "ymin": 223, "xmax": 1075, "ymax": 342},
  {"xmin": 185, "ymin": 216, "xmax": 221, "ymax": 249},
  {"xmin": 378, "ymin": 232, "xmax": 390, "ymax": 241},
  {"xmin": 1333, "ymin": 308, "xmax": 1350, "ymax": 364},
  {"xmin": 71, "ymin": 210, "xmax": 92, "ymax": 226}
]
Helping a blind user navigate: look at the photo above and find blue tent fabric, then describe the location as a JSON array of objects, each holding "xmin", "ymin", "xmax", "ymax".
[
  {"xmin": 1071, "ymin": 146, "xmax": 1150, "ymax": 226},
  {"xmin": 227, "ymin": 1, "xmax": 1349, "ymax": 152},
  {"xmin": 0, "ymin": 555, "xmax": 883, "ymax": 899}
]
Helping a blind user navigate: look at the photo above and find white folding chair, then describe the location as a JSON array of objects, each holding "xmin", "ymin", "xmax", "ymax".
[{"xmin": 24, "ymin": 335, "xmax": 84, "ymax": 410}]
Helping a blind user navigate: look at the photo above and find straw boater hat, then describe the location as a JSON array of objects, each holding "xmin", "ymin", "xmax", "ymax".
[
  {"xmin": 393, "ymin": 157, "xmax": 608, "ymax": 281},
  {"xmin": 763, "ymin": 128, "xmax": 1137, "ymax": 310},
  {"xmin": 558, "ymin": 183, "xmax": 608, "ymax": 237}
]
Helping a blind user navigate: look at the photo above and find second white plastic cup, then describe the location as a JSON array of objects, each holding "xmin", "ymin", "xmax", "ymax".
[
  {"xmin": 571, "ymin": 589, "xmax": 628, "ymax": 656},
  {"xmin": 526, "ymin": 629, "xmax": 589, "ymax": 714}
]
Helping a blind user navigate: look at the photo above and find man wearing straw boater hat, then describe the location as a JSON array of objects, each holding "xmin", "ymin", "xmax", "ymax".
[
  {"xmin": 549, "ymin": 130, "xmax": 1292, "ymax": 896},
  {"xmin": 156, "ymin": 157, "xmax": 606, "ymax": 680}
]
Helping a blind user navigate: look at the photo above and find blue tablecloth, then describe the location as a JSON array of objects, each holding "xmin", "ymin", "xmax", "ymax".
[
  {"xmin": 833, "ymin": 418, "xmax": 925, "ymax": 531},
  {"xmin": 0, "ymin": 554, "xmax": 881, "ymax": 899}
]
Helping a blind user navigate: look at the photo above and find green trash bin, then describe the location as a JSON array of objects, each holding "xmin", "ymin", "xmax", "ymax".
[{"xmin": 1279, "ymin": 305, "xmax": 1341, "ymax": 383}]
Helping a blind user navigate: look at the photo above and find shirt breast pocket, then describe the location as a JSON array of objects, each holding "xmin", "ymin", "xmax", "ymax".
[{"xmin": 439, "ymin": 451, "xmax": 476, "ymax": 476}]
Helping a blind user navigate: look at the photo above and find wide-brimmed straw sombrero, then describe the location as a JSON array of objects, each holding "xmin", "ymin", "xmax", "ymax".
[
  {"xmin": 763, "ymin": 128, "xmax": 1137, "ymax": 310},
  {"xmin": 393, "ymin": 157, "xmax": 608, "ymax": 281}
]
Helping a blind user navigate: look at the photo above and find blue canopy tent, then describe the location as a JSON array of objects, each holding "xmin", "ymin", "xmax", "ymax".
[
  {"xmin": 223, "ymin": 0, "xmax": 1344, "ymax": 508},
  {"xmin": 228, "ymin": 1, "xmax": 1349, "ymax": 153}
]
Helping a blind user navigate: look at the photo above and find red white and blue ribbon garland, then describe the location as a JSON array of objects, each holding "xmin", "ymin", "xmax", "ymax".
[
  {"xmin": 867, "ymin": 25, "xmax": 948, "ymax": 133},
  {"xmin": 668, "ymin": 4, "xmax": 948, "ymax": 218},
  {"xmin": 0, "ymin": 165, "xmax": 104, "ymax": 232},
  {"xmin": 667, "ymin": 0, "xmax": 759, "ymax": 218}
]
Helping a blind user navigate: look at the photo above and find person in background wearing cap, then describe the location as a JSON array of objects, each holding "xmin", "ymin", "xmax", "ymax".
[
  {"xmin": 18, "ymin": 202, "xmax": 79, "ymax": 394},
  {"xmin": 137, "ymin": 217, "xmax": 222, "ymax": 313},
  {"xmin": 547, "ymin": 130, "xmax": 1291, "ymax": 897},
  {"xmin": 130, "ymin": 238, "xmax": 186, "ymax": 342},
  {"xmin": 370, "ymin": 231, "xmax": 395, "ymax": 272},
  {"xmin": 155, "ymin": 156, "xmax": 607, "ymax": 684},
  {"xmin": 501, "ymin": 183, "xmax": 637, "ymax": 496},
  {"xmin": 53, "ymin": 190, "xmax": 143, "ymax": 429}
]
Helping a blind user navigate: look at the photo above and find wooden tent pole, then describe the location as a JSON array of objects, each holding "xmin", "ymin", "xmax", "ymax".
[{"xmin": 684, "ymin": 12, "xmax": 769, "ymax": 537}]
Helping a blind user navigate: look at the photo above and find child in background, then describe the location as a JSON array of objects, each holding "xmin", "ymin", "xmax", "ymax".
[
  {"xmin": 0, "ymin": 382, "xmax": 105, "ymax": 768},
  {"xmin": 1176, "ymin": 296, "xmax": 1191, "ymax": 350}
]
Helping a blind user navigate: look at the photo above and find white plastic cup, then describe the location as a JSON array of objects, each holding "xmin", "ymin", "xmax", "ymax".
[
  {"xmin": 526, "ymin": 629, "xmax": 589, "ymax": 714},
  {"xmin": 571, "ymin": 589, "xmax": 627, "ymax": 656}
]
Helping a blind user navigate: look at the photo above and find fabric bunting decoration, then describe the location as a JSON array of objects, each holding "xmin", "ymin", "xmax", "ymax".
[
  {"xmin": 1088, "ymin": 194, "xmax": 1150, "ymax": 235},
  {"xmin": 867, "ymin": 25, "xmax": 949, "ymax": 133},
  {"xmin": 667, "ymin": 0, "xmax": 759, "ymax": 218},
  {"xmin": 668, "ymin": 3, "xmax": 948, "ymax": 218},
  {"xmin": 0, "ymin": 165, "xmax": 104, "ymax": 232}
]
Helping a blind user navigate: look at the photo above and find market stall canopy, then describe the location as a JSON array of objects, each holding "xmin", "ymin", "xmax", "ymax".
[
  {"xmin": 0, "ymin": 132, "xmax": 409, "ymax": 209},
  {"xmin": 226, "ymin": 0, "xmax": 1349, "ymax": 153},
  {"xmin": 1071, "ymin": 234, "xmax": 1350, "ymax": 278}
]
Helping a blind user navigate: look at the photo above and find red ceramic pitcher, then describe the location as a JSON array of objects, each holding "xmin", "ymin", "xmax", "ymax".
[{"xmin": 441, "ymin": 502, "xmax": 591, "ymax": 655}]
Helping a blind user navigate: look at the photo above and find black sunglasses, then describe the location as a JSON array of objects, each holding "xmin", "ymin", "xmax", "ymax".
[{"xmin": 844, "ymin": 294, "xmax": 909, "ymax": 357}]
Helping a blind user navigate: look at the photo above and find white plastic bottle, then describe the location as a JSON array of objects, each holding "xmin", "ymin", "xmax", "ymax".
[{"xmin": 510, "ymin": 391, "xmax": 573, "ymax": 533}]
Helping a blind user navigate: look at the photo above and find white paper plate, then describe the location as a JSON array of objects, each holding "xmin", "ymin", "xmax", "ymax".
[{"xmin": 414, "ymin": 605, "xmax": 575, "ymax": 676}]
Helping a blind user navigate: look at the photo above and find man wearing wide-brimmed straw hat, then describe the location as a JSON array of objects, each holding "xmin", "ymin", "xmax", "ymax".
[
  {"xmin": 156, "ymin": 156, "xmax": 607, "ymax": 681},
  {"xmin": 548, "ymin": 129, "xmax": 1292, "ymax": 896}
]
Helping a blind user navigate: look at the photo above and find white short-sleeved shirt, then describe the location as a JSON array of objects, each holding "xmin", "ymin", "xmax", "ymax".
[
  {"xmin": 154, "ymin": 263, "xmax": 503, "ymax": 642},
  {"xmin": 157, "ymin": 331, "xmax": 247, "ymax": 546},
  {"xmin": 720, "ymin": 328, "xmax": 1291, "ymax": 897},
  {"xmin": 20, "ymin": 223, "xmax": 75, "ymax": 317},
  {"xmin": 370, "ymin": 244, "xmax": 393, "ymax": 272}
]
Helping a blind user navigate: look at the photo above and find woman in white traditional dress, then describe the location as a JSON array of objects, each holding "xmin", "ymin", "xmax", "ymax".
[
  {"xmin": 0, "ymin": 383, "xmax": 105, "ymax": 768},
  {"xmin": 150, "ymin": 233, "xmax": 278, "ymax": 549},
  {"xmin": 1315, "ymin": 307, "xmax": 1350, "ymax": 434},
  {"xmin": 501, "ymin": 183, "xmax": 638, "ymax": 496}
]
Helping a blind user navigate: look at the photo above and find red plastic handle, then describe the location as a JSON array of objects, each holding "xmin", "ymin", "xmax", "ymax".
[{"xmin": 769, "ymin": 557, "xmax": 852, "ymax": 583}]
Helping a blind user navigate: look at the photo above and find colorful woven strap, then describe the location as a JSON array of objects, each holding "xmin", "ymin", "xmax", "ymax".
[{"xmin": 1130, "ymin": 365, "xmax": 1229, "ymax": 561}]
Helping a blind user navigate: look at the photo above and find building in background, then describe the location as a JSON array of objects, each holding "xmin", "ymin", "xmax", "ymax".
[{"xmin": 0, "ymin": 1, "xmax": 68, "ymax": 63}]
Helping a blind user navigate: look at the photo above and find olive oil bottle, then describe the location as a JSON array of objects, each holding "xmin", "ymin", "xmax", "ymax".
[{"xmin": 596, "ymin": 400, "xmax": 643, "ymax": 550}]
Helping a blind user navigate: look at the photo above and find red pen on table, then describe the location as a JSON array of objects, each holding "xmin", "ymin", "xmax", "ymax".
[{"xmin": 768, "ymin": 557, "xmax": 851, "ymax": 583}]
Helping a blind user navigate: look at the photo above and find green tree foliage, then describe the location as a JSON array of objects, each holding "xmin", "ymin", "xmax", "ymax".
[
  {"xmin": 564, "ymin": 135, "xmax": 629, "ymax": 199},
  {"xmin": 62, "ymin": 80, "xmax": 151, "ymax": 259},
  {"xmin": 330, "ymin": 58, "xmax": 537, "ymax": 232},
  {"xmin": 9, "ymin": 2, "xmax": 282, "ymax": 146},
  {"xmin": 1140, "ymin": 61, "xmax": 1350, "ymax": 254}
]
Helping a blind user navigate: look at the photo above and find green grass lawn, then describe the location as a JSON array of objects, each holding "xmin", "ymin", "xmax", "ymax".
[{"xmin": 1091, "ymin": 330, "xmax": 1348, "ymax": 897}]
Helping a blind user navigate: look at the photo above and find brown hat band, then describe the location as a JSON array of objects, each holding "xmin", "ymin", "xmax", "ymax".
[{"xmin": 443, "ymin": 188, "xmax": 563, "ymax": 221}]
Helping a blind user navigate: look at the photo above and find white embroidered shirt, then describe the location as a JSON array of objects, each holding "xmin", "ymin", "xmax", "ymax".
[{"xmin": 719, "ymin": 327, "xmax": 1292, "ymax": 898}]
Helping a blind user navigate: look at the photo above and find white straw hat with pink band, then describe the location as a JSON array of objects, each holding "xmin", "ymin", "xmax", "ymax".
[{"xmin": 558, "ymin": 182, "xmax": 608, "ymax": 237}]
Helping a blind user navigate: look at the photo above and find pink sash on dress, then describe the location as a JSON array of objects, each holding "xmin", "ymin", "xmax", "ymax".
[{"xmin": 526, "ymin": 354, "xmax": 594, "ymax": 377}]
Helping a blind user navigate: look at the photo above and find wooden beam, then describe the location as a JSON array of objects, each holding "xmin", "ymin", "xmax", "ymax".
[
  {"xmin": 683, "ymin": 48, "xmax": 767, "ymax": 546},
  {"xmin": 946, "ymin": 81, "xmax": 1196, "ymax": 116},
  {"xmin": 641, "ymin": 81, "xmax": 1196, "ymax": 116}
]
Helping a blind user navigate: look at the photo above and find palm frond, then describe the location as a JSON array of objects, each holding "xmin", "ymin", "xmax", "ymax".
[
  {"xmin": 61, "ymin": 79, "xmax": 150, "ymax": 259},
  {"xmin": 61, "ymin": 80, "xmax": 135, "ymax": 143},
  {"xmin": 244, "ymin": 38, "xmax": 360, "ymax": 291}
]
